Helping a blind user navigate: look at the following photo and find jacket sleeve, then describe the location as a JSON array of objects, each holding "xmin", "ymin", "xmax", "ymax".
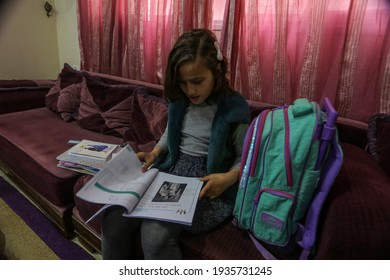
[{"xmin": 230, "ymin": 122, "xmax": 249, "ymax": 171}]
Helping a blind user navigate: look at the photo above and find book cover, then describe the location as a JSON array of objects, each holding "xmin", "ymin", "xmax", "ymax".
[
  {"xmin": 69, "ymin": 140, "xmax": 119, "ymax": 160},
  {"xmin": 57, "ymin": 151, "xmax": 107, "ymax": 170},
  {"xmin": 56, "ymin": 140, "xmax": 121, "ymax": 175},
  {"xmin": 57, "ymin": 160, "xmax": 100, "ymax": 175}
]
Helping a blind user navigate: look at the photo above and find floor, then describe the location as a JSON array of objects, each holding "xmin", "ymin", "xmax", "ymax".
[
  {"xmin": 0, "ymin": 169, "xmax": 102, "ymax": 260},
  {"xmin": 0, "ymin": 228, "xmax": 5, "ymax": 258}
]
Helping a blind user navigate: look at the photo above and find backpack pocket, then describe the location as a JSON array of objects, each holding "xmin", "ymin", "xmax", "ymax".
[
  {"xmin": 251, "ymin": 189, "xmax": 295, "ymax": 246},
  {"xmin": 234, "ymin": 175, "xmax": 262, "ymax": 229},
  {"xmin": 294, "ymin": 169, "xmax": 320, "ymax": 221}
]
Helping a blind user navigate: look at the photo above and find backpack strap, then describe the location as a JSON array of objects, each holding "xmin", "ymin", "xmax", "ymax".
[
  {"xmin": 296, "ymin": 98, "xmax": 343, "ymax": 255},
  {"xmin": 315, "ymin": 98, "xmax": 339, "ymax": 170},
  {"xmin": 297, "ymin": 134, "xmax": 343, "ymax": 252},
  {"xmin": 249, "ymin": 233, "xmax": 278, "ymax": 260}
]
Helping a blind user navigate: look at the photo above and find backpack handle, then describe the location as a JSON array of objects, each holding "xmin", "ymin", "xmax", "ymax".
[{"xmin": 292, "ymin": 98, "xmax": 313, "ymax": 117}]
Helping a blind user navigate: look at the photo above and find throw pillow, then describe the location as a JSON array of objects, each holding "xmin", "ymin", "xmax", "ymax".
[
  {"xmin": 45, "ymin": 63, "xmax": 83, "ymax": 113},
  {"xmin": 57, "ymin": 83, "xmax": 82, "ymax": 122},
  {"xmin": 123, "ymin": 87, "xmax": 168, "ymax": 152},
  {"xmin": 77, "ymin": 73, "xmax": 139, "ymax": 137},
  {"xmin": 368, "ymin": 113, "xmax": 390, "ymax": 178},
  {"xmin": 134, "ymin": 87, "xmax": 168, "ymax": 140}
]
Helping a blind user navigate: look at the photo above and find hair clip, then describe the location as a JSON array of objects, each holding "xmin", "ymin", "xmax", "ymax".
[{"xmin": 214, "ymin": 41, "xmax": 223, "ymax": 61}]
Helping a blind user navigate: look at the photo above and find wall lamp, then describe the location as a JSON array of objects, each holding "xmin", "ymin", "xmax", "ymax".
[{"xmin": 44, "ymin": 1, "xmax": 53, "ymax": 18}]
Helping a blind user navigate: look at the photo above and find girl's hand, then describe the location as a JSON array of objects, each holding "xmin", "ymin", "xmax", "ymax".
[
  {"xmin": 199, "ymin": 168, "xmax": 240, "ymax": 200},
  {"xmin": 136, "ymin": 146, "xmax": 163, "ymax": 172}
]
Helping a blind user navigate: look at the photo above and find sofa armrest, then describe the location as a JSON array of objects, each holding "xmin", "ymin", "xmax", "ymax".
[
  {"xmin": 0, "ymin": 80, "xmax": 54, "ymax": 114},
  {"xmin": 336, "ymin": 117, "xmax": 368, "ymax": 149}
]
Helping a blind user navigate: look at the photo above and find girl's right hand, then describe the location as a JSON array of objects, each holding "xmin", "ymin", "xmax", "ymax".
[{"xmin": 136, "ymin": 146, "xmax": 163, "ymax": 172}]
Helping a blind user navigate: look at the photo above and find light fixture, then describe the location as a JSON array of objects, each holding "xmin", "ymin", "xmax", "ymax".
[{"xmin": 44, "ymin": 1, "xmax": 53, "ymax": 18}]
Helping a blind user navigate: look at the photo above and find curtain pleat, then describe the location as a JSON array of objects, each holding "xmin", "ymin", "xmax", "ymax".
[
  {"xmin": 273, "ymin": 0, "xmax": 288, "ymax": 105},
  {"xmin": 77, "ymin": 0, "xmax": 389, "ymax": 122},
  {"xmin": 299, "ymin": 0, "xmax": 326, "ymax": 102},
  {"xmin": 77, "ymin": 0, "xmax": 213, "ymax": 84},
  {"xmin": 221, "ymin": 0, "xmax": 390, "ymax": 123},
  {"xmin": 336, "ymin": 0, "xmax": 367, "ymax": 118},
  {"xmin": 381, "ymin": 46, "xmax": 390, "ymax": 113}
]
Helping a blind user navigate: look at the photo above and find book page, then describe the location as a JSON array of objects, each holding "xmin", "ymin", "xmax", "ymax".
[
  {"xmin": 124, "ymin": 172, "xmax": 203, "ymax": 226},
  {"xmin": 76, "ymin": 146, "xmax": 158, "ymax": 213}
]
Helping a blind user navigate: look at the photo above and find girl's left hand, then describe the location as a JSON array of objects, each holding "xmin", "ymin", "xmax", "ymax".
[{"xmin": 199, "ymin": 168, "xmax": 240, "ymax": 200}]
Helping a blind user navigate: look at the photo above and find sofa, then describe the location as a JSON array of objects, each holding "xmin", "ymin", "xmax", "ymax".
[{"xmin": 1, "ymin": 63, "xmax": 389, "ymax": 259}]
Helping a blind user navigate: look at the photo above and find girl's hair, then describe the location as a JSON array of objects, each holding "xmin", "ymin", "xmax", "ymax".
[{"xmin": 164, "ymin": 29, "xmax": 231, "ymax": 103}]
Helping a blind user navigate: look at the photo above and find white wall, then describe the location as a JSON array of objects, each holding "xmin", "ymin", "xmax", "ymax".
[
  {"xmin": 0, "ymin": 0, "xmax": 80, "ymax": 79},
  {"xmin": 0, "ymin": 0, "xmax": 59, "ymax": 79},
  {"xmin": 54, "ymin": 0, "xmax": 80, "ymax": 70}
]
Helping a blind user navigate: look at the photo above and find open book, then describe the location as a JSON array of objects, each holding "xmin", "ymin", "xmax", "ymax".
[{"xmin": 76, "ymin": 146, "xmax": 204, "ymax": 226}]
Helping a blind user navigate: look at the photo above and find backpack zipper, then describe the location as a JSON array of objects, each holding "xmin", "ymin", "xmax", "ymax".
[
  {"xmin": 250, "ymin": 109, "xmax": 270, "ymax": 176},
  {"xmin": 239, "ymin": 118, "xmax": 256, "ymax": 181},
  {"xmin": 283, "ymin": 107, "xmax": 293, "ymax": 186},
  {"xmin": 237, "ymin": 109, "xmax": 270, "ymax": 226}
]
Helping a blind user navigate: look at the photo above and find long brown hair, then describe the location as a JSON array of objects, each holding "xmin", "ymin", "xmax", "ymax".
[{"xmin": 164, "ymin": 29, "xmax": 231, "ymax": 103}]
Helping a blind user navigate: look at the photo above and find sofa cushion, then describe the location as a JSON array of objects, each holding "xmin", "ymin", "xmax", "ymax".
[
  {"xmin": 0, "ymin": 80, "xmax": 42, "ymax": 88},
  {"xmin": 123, "ymin": 88, "xmax": 168, "ymax": 152},
  {"xmin": 315, "ymin": 143, "xmax": 390, "ymax": 259},
  {"xmin": 57, "ymin": 82, "xmax": 82, "ymax": 122},
  {"xmin": 0, "ymin": 80, "xmax": 54, "ymax": 114},
  {"xmin": 73, "ymin": 175, "xmax": 104, "ymax": 234},
  {"xmin": 77, "ymin": 74, "xmax": 140, "ymax": 137},
  {"xmin": 134, "ymin": 89, "xmax": 167, "ymax": 140},
  {"xmin": 368, "ymin": 114, "xmax": 390, "ymax": 178},
  {"xmin": 0, "ymin": 107, "xmax": 122, "ymax": 206},
  {"xmin": 248, "ymin": 102, "xmax": 275, "ymax": 121},
  {"xmin": 180, "ymin": 219, "xmax": 265, "ymax": 259},
  {"xmin": 45, "ymin": 63, "xmax": 83, "ymax": 113}
]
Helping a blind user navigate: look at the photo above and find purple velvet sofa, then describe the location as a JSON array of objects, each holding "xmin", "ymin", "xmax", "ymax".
[{"xmin": 1, "ymin": 63, "xmax": 389, "ymax": 259}]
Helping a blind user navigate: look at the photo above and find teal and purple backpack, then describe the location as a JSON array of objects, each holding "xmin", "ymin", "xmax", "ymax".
[{"xmin": 233, "ymin": 98, "xmax": 343, "ymax": 259}]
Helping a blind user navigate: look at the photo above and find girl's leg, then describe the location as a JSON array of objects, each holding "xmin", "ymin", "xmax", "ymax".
[
  {"xmin": 141, "ymin": 220, "xmax": 184, "ymax": 260},
  {"xmin": 139, "ymin": 153, "xmax": 205, "ymax": 259},
  {"xmin": 101, "ymin": 206, "xmax": 141, "ymax": 260}
]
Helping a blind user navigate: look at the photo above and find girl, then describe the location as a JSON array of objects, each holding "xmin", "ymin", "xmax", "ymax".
[{"xmin": 102, "ymin": 29, "xmax": 250, "ymax": 260}]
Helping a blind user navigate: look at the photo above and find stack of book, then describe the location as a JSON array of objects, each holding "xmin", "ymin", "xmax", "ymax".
[{"xmin": 57, "ymin": 139, "xmax": 120, "ymax": 175}]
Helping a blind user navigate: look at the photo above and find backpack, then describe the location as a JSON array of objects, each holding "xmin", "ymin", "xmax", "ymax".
[{"xmin": 233, "ymin": 98, "xmax": 343, "ymax": 259}]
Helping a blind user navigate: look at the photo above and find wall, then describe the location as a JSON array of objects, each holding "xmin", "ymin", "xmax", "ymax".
[
  {"xmin": 0, "ymin": 0, "xmax": 59, "ymax": 79},
  {"xmin": 0, "ymin": 0, "xmax": 80, "ymax": 79},
  {"xmin": 0, "ymin": 0, "xmax": 226, "ymax": 79},
  {"xmin": 55, "ymin": 0, "xmax": 80, "ymax": 70}
]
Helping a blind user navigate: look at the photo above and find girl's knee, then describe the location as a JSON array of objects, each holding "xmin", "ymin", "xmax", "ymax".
[
  {"xmin": 102, "ymin": 206, "xmax": 140, "ymax": 238},
  {"xmin": 141, "ymin": 220, "xmax": 173, "ymax": 245},
  {"xmin": 141, "ymin": 220, "xmax": 183, "ymax": 259}
]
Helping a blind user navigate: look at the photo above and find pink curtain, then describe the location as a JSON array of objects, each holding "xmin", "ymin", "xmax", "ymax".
[
  {"xmin": 221, "ymin": 0, "xmax": 390, "ymax": 122},
  {"xmin": 77, "ymin": 0, "xmax": 213, "ymax": 84}
]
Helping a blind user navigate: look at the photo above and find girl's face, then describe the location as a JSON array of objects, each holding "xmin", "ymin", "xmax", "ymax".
[{"xmin": 178, "ymin": 60, "xmax": 214, "ymax": 105}]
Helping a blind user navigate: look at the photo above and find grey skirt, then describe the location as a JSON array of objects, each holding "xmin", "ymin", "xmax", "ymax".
[{"xmin": 168, "ymin": 152, "xmax": 234, "ymax": 235}]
